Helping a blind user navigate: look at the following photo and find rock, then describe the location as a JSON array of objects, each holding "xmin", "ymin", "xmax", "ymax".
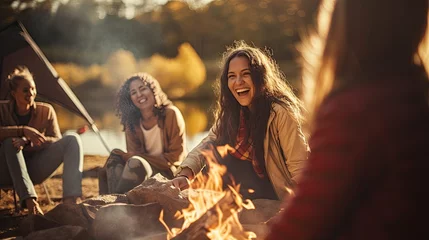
[
  {"xmin": 126, "ymin": 174, "xmax": 189, "ymax": 228},
  {"xmin": 20, "ymin": 214, "xmax": 62, "ymax": 237},
  {"xmin": 82, "ymin": 194, "xmax": 128, "ymax": 206},
  {"xmin": 24, "ymin": 225, "xmax": 91, "ymax": 240},
  {"xmin": 81, "ymin": 203, "xmax": 99, "ymax": 222},
  {"xmin": 239, "ymin": 199, "xmax": 282, "ymax": 224},
  {"xmin": 139, "ymin": 232, "xmax": 168, "ymax": 240},
  {"xmin": 20, "ymin": 204, "xmax": 99, "ymax": 236},
  {"xmin": 242, "ymin": 224, "xmax": 269, "ymax": 240},
  {"xmin": 44, "ymin": 203, "xmax": 92, "ymax": 228},
  {"xmin": 91, "ymin": 202, "xmax": 166, "ymax": 240}
]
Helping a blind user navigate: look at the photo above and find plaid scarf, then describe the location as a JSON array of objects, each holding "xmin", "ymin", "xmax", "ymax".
[{"xmin": 229, "ymin": 111, "xmax": 265, "ymax": 178}]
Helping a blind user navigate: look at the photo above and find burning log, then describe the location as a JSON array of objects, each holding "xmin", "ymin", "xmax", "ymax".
[{"xmin": 171, "ymin": 189, "xmax": 241, "ymax": 240}]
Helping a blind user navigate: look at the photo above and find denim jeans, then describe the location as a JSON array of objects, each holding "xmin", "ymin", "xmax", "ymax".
[{"xmin": 0, "ymin": 133, "xmax": 83, "ymax": 206}]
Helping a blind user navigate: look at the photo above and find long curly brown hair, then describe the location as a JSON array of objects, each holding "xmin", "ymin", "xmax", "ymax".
[
  {"xmin": 116, "ymin": 73, "xmax": 172, "ymax": 133},
  {"xmin": 214, "ymin": 41, "xmax": 304, "ymax": 174}
]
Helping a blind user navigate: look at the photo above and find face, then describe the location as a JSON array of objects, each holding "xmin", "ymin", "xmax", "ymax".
[
  {"xmin": 11, "ymin": 78, "xmax": 37, "ymax": 108},
  {"xmin": 129, "ymin": 79, "xmax": 156, "ymax": 111},
  {"xmin": 227, "ymin": 56, "xmax": 255, "ymax": 108}
]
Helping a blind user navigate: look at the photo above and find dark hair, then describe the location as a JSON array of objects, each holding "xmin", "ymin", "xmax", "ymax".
[
  {"xmin": 7, "ymin": 66, "xmax": 34, "ymax": 99},
  {"xmin": 215, "ymin": 41, "xmax": 304, "ymax": 174},
  {"xmin": 116, "ymin": 72, "xmax": 172, "ymax": 133}
]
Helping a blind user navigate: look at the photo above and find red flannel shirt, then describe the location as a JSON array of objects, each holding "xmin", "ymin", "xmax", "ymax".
[{"xmin": 266, "ymin": 76, "xmax": 429, "ymax": 240}]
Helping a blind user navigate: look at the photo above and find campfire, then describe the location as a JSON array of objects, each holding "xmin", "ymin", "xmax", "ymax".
[{"xmin": 161, "ymin": 145, "xmax": 257, "ymax": 240}]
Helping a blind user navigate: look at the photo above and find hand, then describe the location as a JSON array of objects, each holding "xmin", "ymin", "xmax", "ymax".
[
  {"xmin": 12, "ymin": 137, "xmax": 26, "ymax": 151},
  {"xmin": 23, "ymin": 126, "xmax": 46, "ymax": 147},
  {"xmin": 111, "ymin": 148, "xmax": 134, "ymax": 162},
  {"xmin": 171, "ymin": 176, "xmax": 190, "ymax": 190}
]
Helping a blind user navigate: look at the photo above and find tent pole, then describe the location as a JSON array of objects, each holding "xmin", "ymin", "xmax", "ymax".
[{"xmin": 90, "ymin": 124, "xmax": 111, "ymax": 154}]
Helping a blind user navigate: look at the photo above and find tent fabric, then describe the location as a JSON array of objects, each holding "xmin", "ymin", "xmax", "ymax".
[
  {"xmin": 0, "ymin": 21, "xmax": 94, "ymax": 125},
  {"xmin": 0, "ymin": 21, "xmax": 111, "ymax": 153}
]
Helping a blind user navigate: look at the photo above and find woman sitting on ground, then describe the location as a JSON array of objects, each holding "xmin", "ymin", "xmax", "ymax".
[
  {"xmin": 0, "ymin": 66, "xmax": 84, "ymax": 215},
  {"xmin": 99, "ymin": 72, "xmax": 187, "ymax": 194},
  {"xmin": 172, "ymin": 41, "xmax": 309, "ymax": 200}
]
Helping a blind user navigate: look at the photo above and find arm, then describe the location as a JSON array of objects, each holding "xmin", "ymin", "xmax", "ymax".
[
  {"xmin": 266, "ymin": 100, "xmax": 372, "ymax": 240},
  {"xmin": 0, "ymin": 126, "xmax": 26, "ymax": 141},
  {"xmin": 0, "ymin": 102, "xmax": 23, "ymax": 141},
  {"xmin": 129, "ymin": 107, "xmax": 187, "ymax": 170},
  {"xmin": 42, "ymin": 104, "xmax": 62, "ymax": 143},
  {"xmin": 125, "ymin": 127, "xmax": 170, "ymax": 170},
  {"xmin": 171, "ymin": 126, "xmax": 217, "ymax": 190},
  {"xmin": 24, "ymin": 105, "xmax": 61, "ymax": 150},
  {"xmin": 275, "ymin": 107, "xmax": 309, "ymax": 183},
  {"xmin": 176, "ymin": 126, "xmax": 217, "ymax": 178}
]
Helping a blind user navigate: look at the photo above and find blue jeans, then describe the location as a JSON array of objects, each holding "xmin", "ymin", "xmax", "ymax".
[{"xmin": 0, "ymin": 133, "xmax": 83, "ymax": 206}]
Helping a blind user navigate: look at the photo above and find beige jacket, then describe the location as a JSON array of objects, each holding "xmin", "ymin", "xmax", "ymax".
[
  {"xmin": 178, "ymin": 102, "xmax": 309, "ymax": 200},
  {"xmin": 0, "ymin": 100, "xmax": 61, "ymax": 146}
]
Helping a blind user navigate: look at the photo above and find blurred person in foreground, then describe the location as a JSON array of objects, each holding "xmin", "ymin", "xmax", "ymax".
[
  {"xmin": 266, "ymin": 0, "xmax": 429, "ymax": 239},
  {"xmin": 0, "ymin": 66, "xmax": 83, "ymax": 215},
  {"xmin": 99, "ymin": 73, "xmax": 186, "ymax": 194},
  {"xmin": 171, "ymin": 41, "xmax": 309, "ymax": 201}
]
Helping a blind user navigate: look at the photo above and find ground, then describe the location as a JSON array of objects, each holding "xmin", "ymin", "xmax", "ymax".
[{"xmin": 0, "ymin": 155, "xmax": 106, "ymax": 239}]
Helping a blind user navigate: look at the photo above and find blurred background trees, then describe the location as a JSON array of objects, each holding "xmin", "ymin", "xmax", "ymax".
[
  {"xmin": 0, "ymin": 0, "xmax": 318, "ymax": 135},
  {"xmin": 1, "ymin": 0, "xmax": 317, "ymax": 65}
]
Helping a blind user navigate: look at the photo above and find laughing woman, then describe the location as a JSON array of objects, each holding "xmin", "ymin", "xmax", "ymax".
[
  {"xmin": 0, "ymin": 66, "xmax": 83, "ymax": 215},
  {"xmin": 172, "ymin": 41, "xmax": 309, "ymax": 200},
  {"xmin": 99, "ymin": 73, "xmax": 187, "ymax": 194}
]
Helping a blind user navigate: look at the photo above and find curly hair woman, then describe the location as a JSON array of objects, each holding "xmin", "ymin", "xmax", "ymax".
[
  {"xmin": 172, "ymin": 41, "xmax": 309, "ymax": 200},
  {"xmin": 99, "ymin": 73, "xmax": 187, "ymax": 194}
]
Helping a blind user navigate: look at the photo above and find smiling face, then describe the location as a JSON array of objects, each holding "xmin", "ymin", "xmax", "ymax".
[
  {"xmin": 227, "ymin": 56, "xmax": 255, "ymax": 108},
  {"xmin": 11, "ymin": 78, "xmax": 37, "ymax": 110},
  {"xmin": 129, "ymin": 79, "xmax": 155, "ymax": 112}
]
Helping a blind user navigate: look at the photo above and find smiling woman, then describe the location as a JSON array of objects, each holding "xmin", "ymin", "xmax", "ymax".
[
  {"xmin": 98, "ymin": 72, "xmax": 187, "ymax": 194},
  {"xmin": 227, "ymin": 56, "xmax": 255, "ymax": 107},
  {"xmin": 0, "ymin": 66, "xmax": 84, "ymax": 215},
  {"xmin": 171, "ymin": 41, "xmax": 309, "ymax": 201}
]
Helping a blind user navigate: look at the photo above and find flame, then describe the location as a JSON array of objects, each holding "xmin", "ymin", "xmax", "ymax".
[
  {"xmin": 285, "ymin": 187, "xmax": 295, "ymax": 197},
  {"xmin": 164, "ymin": 144, "xmax": 256, "ymax": 239}
]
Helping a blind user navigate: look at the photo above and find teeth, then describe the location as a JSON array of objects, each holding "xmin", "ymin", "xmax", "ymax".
[
  {"xmin": 236, "ymin": 88, "xmax": 250, "ymax": 93},
  {"xmin": 139, "ymin": 99, "xmax": 147, "ymax": 103}
]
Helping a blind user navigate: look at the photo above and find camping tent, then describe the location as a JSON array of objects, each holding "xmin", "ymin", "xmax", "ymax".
[{"xmin": 0, "ymin": 21, "xmax": 110, "ymax": 153}]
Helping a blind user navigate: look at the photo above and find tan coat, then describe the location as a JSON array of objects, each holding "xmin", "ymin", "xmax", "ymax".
[
  {"xmin": 125, "ymin": 105, "xmax": 187, "ymax": 172},
  {"xmin": 0, "ymin": 100, "xmax": 61, "ymax": 144},
  {"xmin": 178, "ymin": 102, "xmax": 309, "ymax": 200}
]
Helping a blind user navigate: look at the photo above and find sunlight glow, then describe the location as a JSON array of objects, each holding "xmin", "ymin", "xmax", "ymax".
[{"xmin": 10, "ymin": 0, "xmax": 214, "ymax": 19}]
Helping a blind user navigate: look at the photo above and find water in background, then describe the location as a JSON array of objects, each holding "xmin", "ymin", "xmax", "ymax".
[
  {"xmin": 59, "ymin": 100, "xmax": 214, "ymax": 156},
  {"xmin": 65, "ymin": 129, "xmax": 209, "ymax": 156}
]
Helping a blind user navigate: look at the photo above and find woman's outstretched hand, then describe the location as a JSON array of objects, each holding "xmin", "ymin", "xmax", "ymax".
[
  {"xmin": 171, "ymin": 167, "xmax": 194, "ymax": 190},
  {"xmin": 171, "ymin": 176, "xmax": 190, "ymax": 190}
]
